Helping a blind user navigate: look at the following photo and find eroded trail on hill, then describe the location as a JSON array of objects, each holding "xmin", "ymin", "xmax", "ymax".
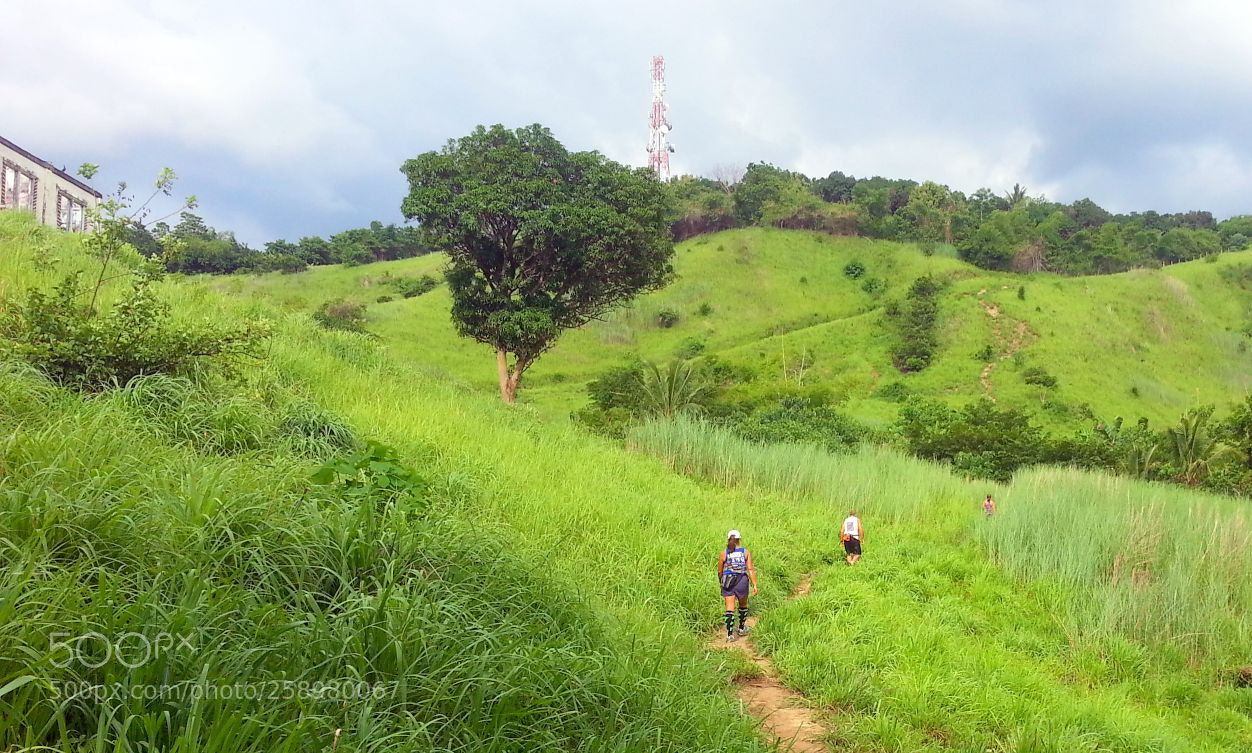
[
  {"xmin": 709, "ymin": 574, "xmax": 829, "ymax": 753},
  {"xmin": 977, "ymin": 289, "xmax": 1033, "ymax": 400}
]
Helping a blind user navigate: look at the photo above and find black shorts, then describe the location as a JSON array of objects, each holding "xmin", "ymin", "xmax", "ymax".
[
  {"xmin": 720, "ymin": 573, "xmax": 749, "ymax": 598},
  {"xmin": 843, "ymin": 537, "xmax": 861, "ymax": 555}
]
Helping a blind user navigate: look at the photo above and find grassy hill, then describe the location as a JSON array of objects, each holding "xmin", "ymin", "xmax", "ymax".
[
  {"xmin": 2, "ymin": 211, "xmax": 1251, "ymax": 752},
  {"xmin": 212, "ymin": 227, "xmax": 1252, "ymax": 429}
]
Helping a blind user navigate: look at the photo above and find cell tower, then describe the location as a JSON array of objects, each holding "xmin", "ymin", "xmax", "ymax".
[{"xmin": 646, "ymin": 55, "xmax": 673, "ymax": 181}]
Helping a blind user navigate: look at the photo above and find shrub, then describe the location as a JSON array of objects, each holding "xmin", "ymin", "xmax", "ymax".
[
  {"xmin": 843, "ymin": 261, "xmax": 866, "ymax": 279},
  {"xmin": 1130, "ymin": 385, "xmax": 1141, "ymax": 398},
  {"xmin": 975, "ymin": 344, "xmax": 995, "ymax": 361},
  {"xmin": 919, "ymin": 241, "xmax": 936, "ymax": 257},
  {"xmin": 897, "ymin": 397, "xmax": 1045, "ymax": 481},
  {"xmin": 1017, "ymin": 285, "xmax": 1026, "ymax": 300},
  {"xmin": 860, "ymin": 277, "xmax": 886, "ymax": 296},
  {"xmin": 697, "ymin": 302, "xmax": 713, "ymax": 316},
  {"xmin": 874, "ymin": 381, "xmax": 912, "ymax": 402},
  {"xmin": 732, "ymin": 395, "xmax": 867, "ymax": 452},
  {"xmin": 1, "ymin": 271, "xmax": 266, "ymax": 392},
  {"xmin": 799, "ymin": 276, "xmax": 808, "ymax": 285},
  {"xmin": 676, "ymin": 337, "xmax": 706, "ymax": 358},
  {"xmin": 313, "ymin": 299, "xmax": 368, "ymax": 333},
  {"xmin": 1022, "ymin": 366, "xmax": 1059, "ymax": 388},
  {"xmin": 376, "ymin": 294, "xmax": 394, "ymax": 303},
  {"xmin": 888, "ymin": 274, "xmax": 945, "ymax": 372},
  {"xmin": 391, "ymin": 274, "xmax": 439, "ymax": 298},
  {"xmin": 656, "ymin": 308, "xmax": 680, "ymax": 328}
]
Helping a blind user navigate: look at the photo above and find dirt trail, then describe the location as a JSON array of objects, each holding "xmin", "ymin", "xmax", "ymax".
[
  {"xmin": 976, "ymin": 292, "xmax": 1032, "ymax": 400},
  {"xmin": 709, "ymin": 574, "xmax": 828, "ymax": 753}
]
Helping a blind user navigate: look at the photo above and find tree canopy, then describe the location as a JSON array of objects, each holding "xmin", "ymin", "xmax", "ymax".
[{"xmin": 401, "ymin": 124, "xmax": 673, "ymax": 402}]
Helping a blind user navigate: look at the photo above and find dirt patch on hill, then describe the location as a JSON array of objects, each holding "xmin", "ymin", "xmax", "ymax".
[
  {"xmin": 976, "ymin": 292, "xmax": 1033, "ymax": 400},
  {"xmin": 709, "ymin": 574, "xmax": 829, "ymax": 752}
]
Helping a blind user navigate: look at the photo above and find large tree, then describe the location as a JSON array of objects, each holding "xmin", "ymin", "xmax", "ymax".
[{"xmin": 401, "ymin": 124, "xmax": 673, "ymax": 402}]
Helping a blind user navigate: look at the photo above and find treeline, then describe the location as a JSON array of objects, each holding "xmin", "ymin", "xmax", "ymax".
[
  {"xmin": 126, "ymin": 212, "xmax": 432, "ymax": 275},
  {"xmin": 669, "ymin": 164, "xmax": 1252, "ymax": 275},
  {"xmin": 576, "ymin": 357, "xmax": 1252, "ymax": 499}
]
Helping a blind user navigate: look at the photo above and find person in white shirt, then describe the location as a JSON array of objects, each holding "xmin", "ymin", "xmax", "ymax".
[{"xmin": 840, "ymin": 510, "xmax": 864, "ymax": 565}]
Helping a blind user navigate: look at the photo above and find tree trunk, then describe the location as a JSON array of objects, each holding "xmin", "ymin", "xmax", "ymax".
[
  {"xmin": 495, "ymin": 349, "xmax": 527, "ymax": 403},
  {"xmin": 496, "ymin": 348, "xmax": 514, "ymax": 403}
]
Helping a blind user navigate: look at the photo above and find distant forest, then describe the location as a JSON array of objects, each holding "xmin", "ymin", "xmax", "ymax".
[
  {"xmin": 125, "ymin": 212, "xmax": 431, "ymax": 275},
  {"xmin": 137, "ymin": 162, "xmax": 1251, "ymax": 277},
  {"xmin": 670, "ymin": 163, "xmax": 1252, "ymax": 275}
]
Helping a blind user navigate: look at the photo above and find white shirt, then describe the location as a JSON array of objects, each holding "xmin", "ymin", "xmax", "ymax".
[{"xmin": 842, "ymin": 516, "xmax": 861, "ymax": 539}]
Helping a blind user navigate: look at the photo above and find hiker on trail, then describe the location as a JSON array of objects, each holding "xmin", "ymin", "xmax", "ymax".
[
  {"xmin": 717, "ymin": 529, "xmax": 758, "ymax": 642},
  {"xmin": 841, "ymin": 510, "xmax": 863, "ymax": 565},
  {"xmin": 983, "ymin": 494, "xmax": 996, "ymax": 517}
]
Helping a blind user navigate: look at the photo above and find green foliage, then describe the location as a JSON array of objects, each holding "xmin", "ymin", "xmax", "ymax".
[
  {"xmin": 897, "ymin": 397, "xmax": 1046, "ymax": 481},
  {"xmin": 874, "ymin": 381, "xmax": 913, "ymax": 403},
  {"xmin": 842, "ymin": 260, "xmax": 866, "ymax": 279},
  {"xmin": 888, "ymin": 274, "xmax": 945, "ymax": 372},
  {"xmin": 860, "ymin": 276, "xmax": 886, "ymax": 296},
  {"xmin": 666, "ymin": 176, "xmax": 738, "ymax": 241},
  {"xmin": 1017, "ymin": 285, "xmax": 1026, "ymax": 300},
  {"xmin": 656, "ymin": 307, "xmax": 680, "ymax": 328},
  {"xmin": 1, "ymin": 271, "xmax": 264, "ymax": 391},
  {"xmin": 975, "ymin": 344, "xmax": 995, "ymax": 361},
  {"xmin": 1022, "ymin": 366, "xmax": 1059, "ymax": 388},
  {"xmin": 311, "ymin": 439, "xmax": 428, "ymax": 507},
  {"xmin": 401, "ymin": 123, "xmax": 673, "ymax": 401},
  {"xmin": 676, "ymin": 337, "xmax": 706, "ymax": 358},
  {"xmin": 390, "ymin": 273, "xmax": 439, "ymax": 298},
  {"xmin": 313, "ymin": 299, "xmax": 368, "ymax": 333},
  {"xmin": 637, "ymin": 360, "xmax": 710, "ymax": 418},
  {"xmin": 697, "ymin": 302, "xmax": 713, "ymax": 316},
  {"xmin": 731, "ymin": 395, "xmax": 866, "ymax": 452},
  {"xmin": 375, "ymin": 294, "xmax": 394, "ymax": 303}
]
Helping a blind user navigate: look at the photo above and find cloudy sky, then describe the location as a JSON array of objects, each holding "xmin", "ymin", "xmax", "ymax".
[{"xmin": 4, "ymin": 0, "xmax": 1249, "ymax": 245}]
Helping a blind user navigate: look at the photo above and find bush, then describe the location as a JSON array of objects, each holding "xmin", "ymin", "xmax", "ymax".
[
  {"xmin": 1022, "ymin": 366, "xmax": 1059, "ymax": 388},
  {"xmin": 376, "ymin": 294, "xmax": 394, "ymax": 303},
  {"xmin": 920, "ymin": 241, "xmax": 936, "ymax": 257},
  {"xmin": 391, "ymin": 274, "xmax": 439, "ymax": 298},
  {"xmin": 861, "ymin": 277, "xmax": 886, "ymax": 296},
  {"xmin": 1017, "ymin": 285, "xmax": 1026, "ymax": 300},
  {"xmin": 732, "ymin": 395, "xmax": 867, "ymax": 452},
  {"xmin": 888, "ymin": 274, "xmax": 945, "ymax": 372},
  {"xmin": 1, "ymin": 271, "xmax": 266, "ymax": 392},
  {"xmin": 874, "ymin": 381, "xmax": 912, "ymax": 403},
  {"xmin": 676, "ymin": 337, "xmax": 706, "ymax": 358},
  {"xmin": 897, "ymin": 397, "xmax": 1046, "ymax": 482},
  {"xmin": 313, "ymin": 299, "xmax": 368, "ymax": 333},
  {"xmin": 697, "ymin": 302, "xmax": 713, "ymax": 316},
  {"xmin": 656, "ymin": 308, "xmax": 680, "ymax": 328},
  {"xmin": 843, "ymin": 261, "xmax": 866, "ymax": 279},
  {"xmin": 975, "ymin": 344, "xmax": 995, "ymax": 361}
]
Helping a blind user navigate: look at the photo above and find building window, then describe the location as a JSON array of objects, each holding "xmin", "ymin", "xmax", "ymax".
[
  {"xmin": 57, "ymin": 190, "xmax": 89, "ymax": 232},
  {"xmin": 1, "ymin": 160, "xmax": 38, "ymax": 211}
]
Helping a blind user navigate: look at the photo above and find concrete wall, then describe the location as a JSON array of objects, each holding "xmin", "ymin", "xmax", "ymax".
[{"xmin": 0, "ymin": 137, "xmax": 101, "ymax": 231}]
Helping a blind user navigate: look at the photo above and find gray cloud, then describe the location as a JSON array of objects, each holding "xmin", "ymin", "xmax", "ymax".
[{"xmin": 3, "ymin": 0, "xmax": 1248, "ymax": 245}]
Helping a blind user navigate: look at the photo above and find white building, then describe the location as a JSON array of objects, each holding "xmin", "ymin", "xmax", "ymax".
[{"xmin": 0, "ymin": 135, "xmax": 101, "ymax": 232}]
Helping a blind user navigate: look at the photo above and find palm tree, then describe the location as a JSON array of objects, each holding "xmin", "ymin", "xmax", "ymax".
[
  {"xmin": 638, "ymin": 360, "xmax": 709, "ymax": 418},
  {"xmin": 1006, "ymin": 183, "xmax": 1029, "ymax": 208},
  {"xmin": 1163, "ymin": 407, "xmax": 1235, "ymax": 485}
]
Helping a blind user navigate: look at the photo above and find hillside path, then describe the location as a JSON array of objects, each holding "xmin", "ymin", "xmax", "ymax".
[
  {"xmin": 709, "ymin": 574, "xmax": 828, "ymax": 752},
  {"xmin": 977, "ymin": 290, "xmax": 1031, "ymax": 400}
]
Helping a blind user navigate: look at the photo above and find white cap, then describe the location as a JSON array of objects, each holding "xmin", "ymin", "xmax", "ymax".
[{"xmin": 727, "ymin": 529, "xmax": 741, "ymax": 540}]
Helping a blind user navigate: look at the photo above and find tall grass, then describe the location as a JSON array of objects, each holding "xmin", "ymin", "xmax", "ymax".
[
  {"xmin": 628, "ymin": 415, "xmax": 985, "ymax": 524},
  {"xmin": 628, "ymin": 415, "xmax": 1252, "ymax": 750},
  {"xmin": 984, "ymin": 467, "xmax": 1252, "ymax": 667}
]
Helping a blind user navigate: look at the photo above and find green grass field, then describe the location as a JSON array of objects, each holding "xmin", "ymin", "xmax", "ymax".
[
  {"xmin": 3, "ymin": 211, "xmax": 1251, "ymax": 751},
  {"xmin": 210, "ymin": 226, "xmax": 1252, "ymax": 430}
]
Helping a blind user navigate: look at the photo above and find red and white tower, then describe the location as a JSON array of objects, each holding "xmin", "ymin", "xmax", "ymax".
[{"xmin": 646, "ymin": 55, "xmax": 673, "ymax": 181}]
